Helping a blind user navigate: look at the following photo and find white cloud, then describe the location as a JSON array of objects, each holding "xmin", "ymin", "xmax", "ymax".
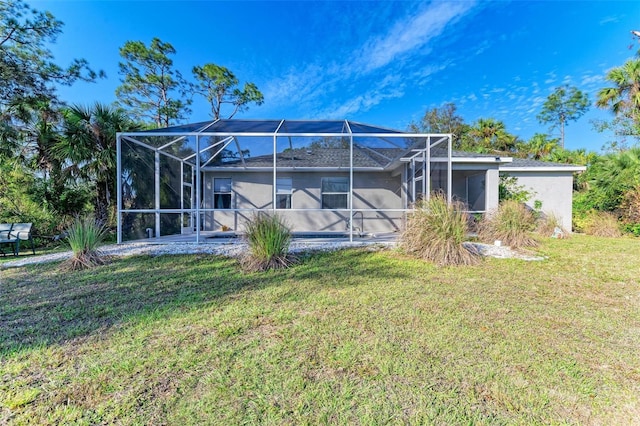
[
  {"xmin": 262, "ymin": 64, "xmax": 325, "ymax": 106},
  {"xmin": 474, "ymin": 39, "xmax": 491, "ymax": 56},
  {"xmin": 599, "ymin": 15, "xmax": 620, "ymax": 25},
  {"xmin": 356, "ymin": 1, "xmax": 477, "ymax": 73},
  {"xmin": 581, "ymin": 73, "xmax": 603, "ymax": 88},
  {"xmin": 321, "ymin": 86, "xmax": 406, "ymax": 118},
  {"xmin": 260, "ymin": 1, "xmax": 478, "ymax": 118},
  {"xmin": 544, "ymin": 71, "xmax": 557, "ymax": 85}
]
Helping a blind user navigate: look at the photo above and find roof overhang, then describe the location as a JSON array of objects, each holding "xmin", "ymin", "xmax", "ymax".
[
  {"xmin": 501, "ymin": 165, "xmax": 586, "ymax": 172},
  {"xmin": 400, "ymin": 156, "xmax": 513, "ymax": 164}
]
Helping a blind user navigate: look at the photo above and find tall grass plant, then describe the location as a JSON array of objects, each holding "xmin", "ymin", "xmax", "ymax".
[
  {"xmin": 400, "ymin": 194, "xmax": 478, "ymax": 266},
  {"xmin": 480, "ymin": 200, "xmax": 538, "ymax": 248},
  {"xmin": 581, "ymin": 210, "xmax": 622, "ymax": 237},
  {"xmin": 63, "ymin": 216, "xmax": 108, "ymax": 270},
  {"xmin": 243, "ymin": 213, "xmax": 292, "ymax": 271}
]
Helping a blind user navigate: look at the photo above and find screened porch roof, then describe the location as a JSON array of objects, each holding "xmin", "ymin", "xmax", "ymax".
[
  {"xmin": 135, "ymin": 119, "xmax": 406, "ymax": 136},
  {"xmin": 118, "ymin": 118, "xmax": 454, "ymax": 171}
]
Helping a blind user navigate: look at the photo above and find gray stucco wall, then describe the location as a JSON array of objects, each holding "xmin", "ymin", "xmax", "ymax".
[
  {"xmin": 503, "ymin": 170, "xmax": 575, "ymax": 231},
  {"xmin": 202, "ymin": 171, "xmax": 404, "ymax": 234},
  {"xmin": 450, "ymin": 165, "xmax": 500, "ymax": 213},
  {"xmin": 202, "ymin": 165, "xmax": 507, "ymax": 234}
]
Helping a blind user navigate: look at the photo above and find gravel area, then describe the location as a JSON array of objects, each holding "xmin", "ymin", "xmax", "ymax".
[
  {"xmin": 0, "ymin": 240, "xmax": 395, "ymax": 269},
  {"xmin": 1, "ymin": 240, "xmax": 543, "ymax": 269},
  {"xmin": 464, "ymin": 242, "xmax": 545, "ymax": 261}
]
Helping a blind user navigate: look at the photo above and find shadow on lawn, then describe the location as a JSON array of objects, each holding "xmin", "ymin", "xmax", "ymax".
[{"xmin": 0, "ymin": 248, "xmax": 412, "ymax": 355}]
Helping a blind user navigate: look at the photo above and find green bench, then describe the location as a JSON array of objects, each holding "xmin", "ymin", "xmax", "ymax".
[{"xmin": 0, "ymin": 223, "xmax": 36, "ymax": 257}]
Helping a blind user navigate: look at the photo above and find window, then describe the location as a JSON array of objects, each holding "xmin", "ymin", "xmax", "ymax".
[
  {"xmin": 213, "ymin": 178, "xmax": 232, "ymax": 209},
  {"xmin": 321, "ymin": 177, "xmax": 349, "ymax": 209},
  {"xmin": 276, "ymin": 177, "xmax": 292, "ymax": 209}
]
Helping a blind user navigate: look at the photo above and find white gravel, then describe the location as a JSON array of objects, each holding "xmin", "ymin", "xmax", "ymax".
[
  {"xmin": 0, "ymin": 240, "xmax": 395, "ymax": 269},
  {"xmin": 1, "ymin": 240, "xmax": 543, "ymax": 269},
  {"xmin": 464, "ymin": 242, "xmax": 545, "ymax": 261}
]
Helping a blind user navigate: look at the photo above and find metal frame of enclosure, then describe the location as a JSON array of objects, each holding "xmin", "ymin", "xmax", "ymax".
[{"xmin": 116, "ymin": 119, "xmax": 452, "ymax": 243}]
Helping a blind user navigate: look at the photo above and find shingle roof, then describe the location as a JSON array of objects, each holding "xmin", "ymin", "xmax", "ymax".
[
  {"xmin": 204, "ymin": 145, "xmax": 585, "ymax": 171},
  {"xmin": 214, "ymin": 147, "xmax": 407, "ymax": 168},
  {"xmin": 501, "ymin": 158, "xmax": 586, "ymax": 169}
]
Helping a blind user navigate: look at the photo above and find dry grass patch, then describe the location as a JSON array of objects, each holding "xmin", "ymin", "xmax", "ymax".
[
  {"xmin": 582, "ymin": 210, "xmax": 623, "ymax": 237},
  {"xmin": 401, "ymin": 194, "xmax": 479, "ymax": 266},
  {"xmin": 480, "ymin": 200, "xmax": 538, "ymax": 248}
]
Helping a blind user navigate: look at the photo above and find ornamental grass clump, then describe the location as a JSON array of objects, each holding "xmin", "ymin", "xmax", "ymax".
[
  {"xmin": 480, "ymin": 200, "xmax": 538, "ymax": 249},
  {"xmin": 62, "ymin": 217, "xmax": 109, "ymax": 271},
  {"xmin": 242, "ymin": 213, "xmax": 293, "ymax": 272},
  {"xmin": 581, "ymin": 210, "xmax": 622, "ymax": 237},
  {"xmin": 401, "ymin": 194, "xmax": 479, "ymax": 266}
]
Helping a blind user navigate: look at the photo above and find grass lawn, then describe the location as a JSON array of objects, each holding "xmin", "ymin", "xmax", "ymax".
[{"xmin": 1, "ymin": 235, "xmax": 639, "ymax": 424}]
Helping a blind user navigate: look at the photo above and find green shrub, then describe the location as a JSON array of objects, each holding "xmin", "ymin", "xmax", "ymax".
[
  {"xmin": 480, "ymin": 200, "xmax": 538, "ymax": 248},
  {"xmin": 242, "ymin": 213, "xmax": 292, "ymax": 271},
  {"xmin": 499, "ymin": 174, "xmax": 535, "ymax": 203},
  {"xmin": 401, "ymin": 194, "xmax": 479, "ymax": 266},
  {"xmin": 581, "ymin": 210, "xmax": 622, "ymax": 238},
  {"xmin": 62, "ymin": 217, "xmax": 109, "ymax": 270},
  {"xmin": 623, "ymin": 223, "xmax": 640, "ymax": 236}
]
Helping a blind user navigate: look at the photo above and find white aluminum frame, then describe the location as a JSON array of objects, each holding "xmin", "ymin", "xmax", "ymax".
[{"xmin": 116, "ymin": 120, "xmax": 453, "ymax": 243}]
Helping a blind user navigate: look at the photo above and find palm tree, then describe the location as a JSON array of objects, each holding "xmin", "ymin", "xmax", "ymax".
[
  {"xmin": 547, "ymin": 148, "xmax": 597, "ymax": 166},
  {"xmin": 596, "ymin": 58, "xmax": 640, "ymax": 128},
  {"xmin": 466, "ymin": 118, "xmax": 516, "ymax": 153},
  {"xmin": 55, "ymin": 103, "xmax": 139, "ymax": 225},
  {"xmin": 524, "ymin": 133, "xmax": 560, "ymax": 160},
  {"xmin": 585, "ymin": 147, "xmax": 640, "ymax": 211}
]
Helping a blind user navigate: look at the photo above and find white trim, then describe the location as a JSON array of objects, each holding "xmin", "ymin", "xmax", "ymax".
[
  {"xmin": 501, "ymin": 166, "xmax": 586, "ymax": 172},
  {"xmin": 402, "ymin": 156, "xmax": 513, "ymax": 164}
]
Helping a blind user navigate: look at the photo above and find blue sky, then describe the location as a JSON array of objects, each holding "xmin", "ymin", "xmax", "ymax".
[{"xmin": 31, "ymin": 0, "xmax": 640, "ymax": 152}]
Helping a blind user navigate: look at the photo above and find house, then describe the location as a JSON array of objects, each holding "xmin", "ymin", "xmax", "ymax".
[{"xmin": 116, "ymin": 119, "xmax": 584, "ymax": 243}]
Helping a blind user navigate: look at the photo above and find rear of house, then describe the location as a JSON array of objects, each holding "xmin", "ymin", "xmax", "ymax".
[{"xmin": 116, "ymin": 119, "xmax": 584, "ymax": 242}]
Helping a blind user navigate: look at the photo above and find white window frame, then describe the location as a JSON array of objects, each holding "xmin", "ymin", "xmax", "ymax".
[
  {"xmin": 213, "ymin": 177, "xmax": 232, "ymax": 209},
  {"xmin": 321, "ymin": 177, "xmax": 349, "ymax": 209},
  {"xmin": 276, "ymin": 177, "xmax": 292, "ymax": 209}
]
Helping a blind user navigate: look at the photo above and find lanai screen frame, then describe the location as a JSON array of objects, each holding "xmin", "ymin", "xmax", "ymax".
[{"xmin": 116, "ymin": 119, "xmax": 452, "ymax": 243}]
